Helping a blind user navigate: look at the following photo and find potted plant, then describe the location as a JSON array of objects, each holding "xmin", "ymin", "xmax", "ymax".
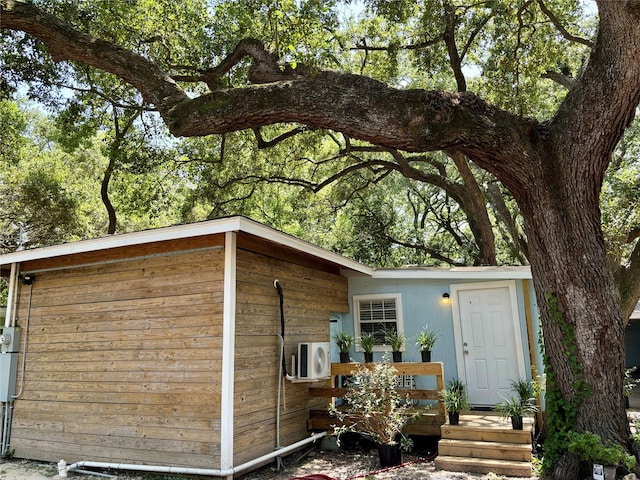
[
  {"xmin": 495, "ymin": 395, "xmax": 537, "ymax": 430},
  {"xmin": 333, "ymin": 332, "xmax": 354, "ymax": 363},
  {"xmin": 384, "ymin": 329, "xmax": 405, "ymax": 362},
  {"xmin": 496, "ymin": 378, "xmax": 537, "ymax": 430},
  {"xmin": 567, "ymin": 430, "xmax": 636, "ymax": 479},
  {"xmin": 329, "ymin": 356, "xmax": 424, "ymax": 467},
  {"xmin": 358, "ymin": 332, "xmax": 375, "ymax": 363},
  {"xmin": 414, "ymin": 325, "xmax": 438, "ymax": 362},
  {"xmin": 439, "ymin": 379, "xmax": 469, "ymax": 425}
]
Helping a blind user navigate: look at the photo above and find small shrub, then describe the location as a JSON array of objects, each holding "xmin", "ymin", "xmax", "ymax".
[
  {"xmin": 567, "ymin": 430, "xmax": 636, "ymax": 470},
  {"xmin": 329, "ymin": 355, "xmax": 425, "ymax": 448}
]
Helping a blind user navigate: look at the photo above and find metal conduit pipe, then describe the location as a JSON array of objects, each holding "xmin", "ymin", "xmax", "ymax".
[
  {"xmin": 4, "ymin": 263, "xmax": 18, "ymax": 328},
  {"xmin": 12, "ymin": 281, "xmax": 34, "ymax": 400},
  {"xmin": 1, "ymin": 402, "xmax": 13, "ymax": 457},
  {"xmin": 63, "ymin": 431, "xmax": 327, "ymax": 478}
]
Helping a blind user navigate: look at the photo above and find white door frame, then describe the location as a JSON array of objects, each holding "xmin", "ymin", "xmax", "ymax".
[{"xmin": 450, "ymin": 280, "xmax": 527, "ymax": 404}]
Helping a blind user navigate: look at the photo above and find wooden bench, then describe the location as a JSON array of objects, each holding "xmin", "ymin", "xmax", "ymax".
[{"xmin": 307, "ymin": 361, "xmax": 447, "ymax": 436}]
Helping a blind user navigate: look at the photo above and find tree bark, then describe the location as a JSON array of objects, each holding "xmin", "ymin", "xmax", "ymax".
[
  {"xmin": 518, "ymin": 158, "xmax": 629, "ymax": 477},
  {"xmin": 101, "ymin": 155, "xmax": 117, "ymax": 235},
  {"xmin": 449, "ymin": 152, "xmax": 497, "ymax": 265}
]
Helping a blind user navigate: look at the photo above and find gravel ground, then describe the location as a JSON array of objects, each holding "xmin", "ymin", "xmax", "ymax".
[
  {"xmin": 235, "ymin": 437, "xmax": 537, "ymax": 480},
  {"xmin": 0, "ymin": 436, "xmax": 537, "ymax": 480}
]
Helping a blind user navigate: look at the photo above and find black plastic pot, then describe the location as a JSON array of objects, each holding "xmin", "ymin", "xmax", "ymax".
[
  {"xmin": 364, "ymin": 352, "xmax": 374, "ymax": 363},
  {"xmin": 448, "ymin": 411, "xmax": 460, "ymax": 425},
  {"xmin": 421, "ymin": 350, "xmax": 432, "ymax": 362},
  {"xmin": 377, "ymin": 443, "xmax": 402, "ymax": 468},
  {"xmin": 340, "ymin": 352, "xmax": 350, "ymax": 363},
  {"xmin": 511, "ymin": 415, "xmax": 523, "ymax": 430},
  {"xmin": 392, "ymin": 351, "xmax": 402, "ymax": 362}
]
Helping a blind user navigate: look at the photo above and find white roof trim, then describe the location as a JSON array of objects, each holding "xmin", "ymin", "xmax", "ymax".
[
  {"xmin": 0, "ymin": 216, "xmax": 374, "ymax": 275},
  {"xmin": 372, "ymin": 266, "xmax": 532, "ymax": 279}
]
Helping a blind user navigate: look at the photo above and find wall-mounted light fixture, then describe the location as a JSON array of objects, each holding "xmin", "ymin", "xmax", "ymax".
[{"xmin": 442, "ymin": 292, "xmax": 451, "ymax": 304}]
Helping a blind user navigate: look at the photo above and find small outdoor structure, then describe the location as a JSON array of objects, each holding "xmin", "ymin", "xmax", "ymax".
[{"xmin": 0, "ymin": 217, "xmax": 372, "ymax": 478}]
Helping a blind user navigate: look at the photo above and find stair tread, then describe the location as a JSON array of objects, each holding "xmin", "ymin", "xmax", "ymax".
[
  {"xmin": 443, "ymin": 423, "xmax": 534, "ymax": 432},
  {"xmin": 439, "ymin": 438, "xmax": 532, "ymax": 450},
  {"xmin": 436, "ymin": 455, "xmax": 531, "ymax": 466},
  {"xmin": 435, "ymin": 455, "xmax": 532, "ymax": 477}
]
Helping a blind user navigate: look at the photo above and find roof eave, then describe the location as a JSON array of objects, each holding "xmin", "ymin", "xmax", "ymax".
[
  {"xmin": 0, "ymin": 217, "xmax": 374, "ymax": 276},
  {"xmin": 371, "ymin": 266, "xmax": 532, "ymax": 280}
]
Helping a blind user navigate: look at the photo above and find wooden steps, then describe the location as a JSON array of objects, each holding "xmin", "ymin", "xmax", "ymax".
[
  {"xmin": 435, "ymin": 413, "xmax": 533, "ymax": 477},
  {"xmin": 438, "ymin": 439, "xmax": 532, "ymax": 462},
  {"xmin": 435, "ymin": 456, "xmax": 532, "ymax": 477}
]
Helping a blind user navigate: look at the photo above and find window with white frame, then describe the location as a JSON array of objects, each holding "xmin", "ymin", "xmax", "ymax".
[{"xmin": 353, "ymin": 293, "xmax": 404, "ymax": 351}]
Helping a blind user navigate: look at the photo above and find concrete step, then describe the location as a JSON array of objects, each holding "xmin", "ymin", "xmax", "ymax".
[
  {"xmin": 438, "ymin": 438, "xmax": 532, "ymax": 462},
  {"xmin": 435, "ymin": 455, "xmax": 532, "ymax": 477}
]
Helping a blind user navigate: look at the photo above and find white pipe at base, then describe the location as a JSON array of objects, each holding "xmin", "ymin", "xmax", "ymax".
[{"xmin": 65, "ymin": 431, "xmax": 327, "ymax": 478}]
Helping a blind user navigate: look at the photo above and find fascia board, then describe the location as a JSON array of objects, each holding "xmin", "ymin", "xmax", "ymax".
[
  {"xmin": 0, "ymin": 216, "xmax": 374, "ymax": 276},
  {"xmin": 371, "ymin": 266, "xmax": 532, "ymax": 280}
]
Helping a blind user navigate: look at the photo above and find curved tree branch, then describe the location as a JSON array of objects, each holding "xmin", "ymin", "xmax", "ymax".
[
  {"xmin": 253, "ymin": 126, "xmax": 312, "ymax": 149},
  {"xmin": 1, "ymin": 0, "xmax": 539, "ymax": 197},
  {"xmin": 537, "ymin": 0, "xmax": 594, "ymax": 47}
]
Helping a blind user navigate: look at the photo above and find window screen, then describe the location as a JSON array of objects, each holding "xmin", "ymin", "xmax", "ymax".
[{"xmin": 354, "ymin": 294, "xmax": 403, "ymax": 349}]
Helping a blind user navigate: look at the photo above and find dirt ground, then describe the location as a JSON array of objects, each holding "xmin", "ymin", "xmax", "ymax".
[{"xmin": 0, "ymin": 437, "xmax": 537, "ymax": 480}]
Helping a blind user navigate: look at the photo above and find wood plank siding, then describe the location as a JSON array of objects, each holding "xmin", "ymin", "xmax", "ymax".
[
  {"xmin": 7, "ymin": 229, "xmax": 353, "ymax": 471},
  {"xmin": 233, "ymin": 244, "xmax": 349, "ymax": 465},
  {"xmin": 10, "ymin": 243, "xmax": 226, "ymax": 467}
]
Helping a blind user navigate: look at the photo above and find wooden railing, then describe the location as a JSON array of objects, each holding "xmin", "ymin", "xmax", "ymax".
[{"xmin": 309, "ymin": 361, "xmax": 446, "ymax": 415}]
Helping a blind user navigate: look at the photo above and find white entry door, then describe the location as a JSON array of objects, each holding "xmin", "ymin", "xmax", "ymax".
[{"xmin": 451, "ymin": 281, "xmax": 526, "ymax": 406}]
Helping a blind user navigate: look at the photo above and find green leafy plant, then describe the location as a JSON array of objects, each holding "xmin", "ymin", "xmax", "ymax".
[
  {"xmin": 495, "ymin": 395, "xmax": 537, "ymax": 424},
  {"xmin": 439, "ymin": 379, "xmax": 469, "ymax": 413},
  {"xmin": 384, "ymin": 329, "xmax": 405, "ymax": 351},
  {"xmin": 630, "ymin": 418, "xmax": 640, "ymax": 455},
  {"xmin": 510, "ymin": 378, "xmax": 535, "ymax": 405},
  {"xmin": 329, "ymin": 356, "xmax": 424, "ymax": 448},
  {"xmin": 358, "ymin": 332, "xmax": 375, "ymax": 353},
  {"xmin": 414, "ymin": 325, "xmax": 439, "ymax": 351},
  {"xmin": 333, "ymin": 332, "xmax": 354, "ymax": 353},
  {"xmin": 540, "ymin": 293, "xmax": 592, "ymax": 474},
  {"xmin": 624, "ymin": 366, "xmax": 639, "ymax": 397},
  {"xmin": 567, "ymin": 430, "xmax": 636, "ymax": 470},
  {"xmin": 495, "ymin": 378, "xmax": 537, "ymax": 429}
]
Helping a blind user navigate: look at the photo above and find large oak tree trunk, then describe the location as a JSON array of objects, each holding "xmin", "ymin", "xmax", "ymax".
[{"xmin": 518, "ymin": 161, "xmax": 629, "ymax": 478}]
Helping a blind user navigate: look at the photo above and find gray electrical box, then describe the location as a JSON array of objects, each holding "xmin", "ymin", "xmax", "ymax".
[
  {"xmin": 1, "ymin": 327, "xmax": 20, "ymax": 401},
  {"xmin": 0, "ymin": 326, "xmax": 21, "ymax": 353},
  {"xmin": 0, "ymin": 353, "xmax": 19, "ymax": 401}
]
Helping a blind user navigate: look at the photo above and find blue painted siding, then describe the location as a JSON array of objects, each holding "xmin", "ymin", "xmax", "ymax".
[{"xmin": 336, "ymin": 275, "xmax": 542, "ymax": 395}]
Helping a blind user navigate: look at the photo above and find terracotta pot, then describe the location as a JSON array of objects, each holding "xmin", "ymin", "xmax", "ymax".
[
  {"xmin": 377, "ymin": 443, "xmax": 402, "ymax": 468},
  {"xmin": 421, "ymin": 350, "xmax": 432, "ymax": 362},
  {"xmin": 339, "ymin": 352, "xmax": 350, "ymax": 363}
]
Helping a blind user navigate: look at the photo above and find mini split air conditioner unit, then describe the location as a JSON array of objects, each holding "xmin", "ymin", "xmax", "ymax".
[{"xmin": 297, "ymin": 342, "xmax": 331, "ymax": 380}]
